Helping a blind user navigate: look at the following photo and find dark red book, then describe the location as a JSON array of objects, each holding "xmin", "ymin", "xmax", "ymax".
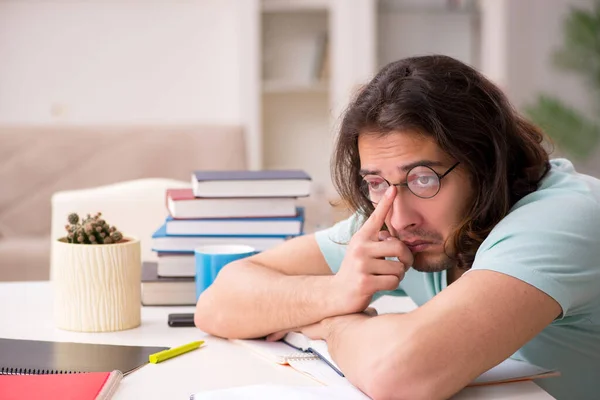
[{"xmin": 166, "ymin": 188, "xmax": 298, "ymax": 219}]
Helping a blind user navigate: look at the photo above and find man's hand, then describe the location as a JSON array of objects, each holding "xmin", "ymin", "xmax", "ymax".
[{"xmin": 331, "ymin": 185, "xmax": 413, "ymax": 315}]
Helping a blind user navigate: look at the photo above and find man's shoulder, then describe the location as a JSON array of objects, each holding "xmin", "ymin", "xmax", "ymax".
[
  {"xmin": 472, "ymin": 160, "xmax": 600, "ymax": 317},
  {"xmin": 476, "ymin": 159, "xmax": 600, "ymax": 260},
  {"xmin": 535, "ymin": 158, "xmax": 600, "ymax": 204},
  {"xmin": 505, "ymin": 158, "xmax": 600, "ymax": 225}
]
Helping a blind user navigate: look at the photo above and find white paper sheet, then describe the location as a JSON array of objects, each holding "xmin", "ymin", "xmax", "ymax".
[
  {"xmin": 472, "ymin": 358, "xmax": 557, "ymax": 385},
  {"xmin": 190, "ymin": 384, "xmax": 370, "ymax": 400}
]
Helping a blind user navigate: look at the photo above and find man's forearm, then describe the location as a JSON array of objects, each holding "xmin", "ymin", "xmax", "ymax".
[
  {"xmin": 195, "ymin": 260, "xmax": 338, "ymax": 339},
  {"xmin": 325, "ymin": 314, "xmax": 441, "ymax": 400}
]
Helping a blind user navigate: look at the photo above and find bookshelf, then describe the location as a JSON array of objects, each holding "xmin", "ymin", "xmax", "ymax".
[
  {"xmin": 261, "ymin": 0, "xmax": 330, "ymax": 13},
  {"xmin": 242, "ymin": 0, "xmax": 504, "ymax": 231},
  {"xmin": 377, "ymin": 0, "xmax": 481, "ymax": 70},
  {"xmin": 261, "ymin": 9, "xmax": 329, "ymax": 93},
  {"xmin": 259, "ymin": 1, "xmax": 335, "ymax": 231},
  {"xmin": 257, "ymin": 0, "xmax": 374, "ymax": 192}
]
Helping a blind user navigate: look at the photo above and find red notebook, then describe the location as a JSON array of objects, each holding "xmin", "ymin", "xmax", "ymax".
[{"xmin": 0, "ymin": 370, "xmax": 122, "ymax": 400}]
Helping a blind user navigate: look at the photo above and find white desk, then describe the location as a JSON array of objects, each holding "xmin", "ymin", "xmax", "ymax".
[{"xmin": 0, "ymin": 282, "xmax": 554, "ymax": 400}]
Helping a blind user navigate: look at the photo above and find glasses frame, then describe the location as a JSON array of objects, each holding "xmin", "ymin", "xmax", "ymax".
[{"xmin": 360, "ymin": 162, "xmax": 461, "ymax": 202}]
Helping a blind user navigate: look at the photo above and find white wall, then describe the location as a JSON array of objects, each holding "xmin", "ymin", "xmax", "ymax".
[{"xmin": 0, "ymin": 0, "xmax": 243, "ymax": 125}]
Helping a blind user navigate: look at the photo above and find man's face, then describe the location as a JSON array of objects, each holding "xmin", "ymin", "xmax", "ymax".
[{"xmin": 358, "ymin": 130, "xmax": 474, "ymax": 273}]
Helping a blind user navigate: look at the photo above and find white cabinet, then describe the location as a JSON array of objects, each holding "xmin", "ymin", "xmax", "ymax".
[
  {"xmin": 254, "ymin": 0, "xmax": 376, "ymax": 194},
  {"xmin": 377, "ymin": 0, "xmax": 481, "ymax": 70},
  {"xmin": 240, "ymin": 0, "xmax": 376, "ymax": 231},
  {"xmin": 261, "ymin": 3, "xmax": 332, "ymax": 198}
]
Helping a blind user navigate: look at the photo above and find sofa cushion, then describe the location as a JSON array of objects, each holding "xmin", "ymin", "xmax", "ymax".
[
  {"xmin": 0, "ymin": 236, "xmax": 51, "ymax": 281},
  {"xmin": 0, "ymin": 125, "xmax": 246, "ymax": 237},
  {"xmin": 0, "ymin": 124, "xmax": 246, "ymax": 282}
]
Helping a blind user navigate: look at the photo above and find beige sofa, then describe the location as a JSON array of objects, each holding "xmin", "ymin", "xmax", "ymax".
[{"xmin": 0, "ymin": 125, "xmax": 246, "ymax": 281}]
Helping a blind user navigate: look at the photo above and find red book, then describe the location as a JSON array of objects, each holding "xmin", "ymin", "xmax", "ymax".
[
  {"xmin": 166, "ymin": 188, "xmax": 298, "ymax": 219},
  {"xmin": 0, "ymin": 370, "xmax": 122, "ymax": 400}
]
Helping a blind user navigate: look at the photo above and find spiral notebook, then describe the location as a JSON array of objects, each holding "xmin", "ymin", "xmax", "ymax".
[
  {"xmin": 233, "ymin": 333, "xmax": 349, "ymax": 386},
  {"xmin": 0, "ymin": 338, "xmax": 168, "ymax": 376}
]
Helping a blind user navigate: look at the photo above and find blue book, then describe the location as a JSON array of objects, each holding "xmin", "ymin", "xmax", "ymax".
[
  {"xmin": 165, "ymin": 207, "xmax": 305, "ymax": 236},
  {"xmin": 151, "ymin": 224, "xmax": 297, "ymax": 253},
  {"xmin": 191, "ymin": 169, "xmax": 311, "ymax": 198}
]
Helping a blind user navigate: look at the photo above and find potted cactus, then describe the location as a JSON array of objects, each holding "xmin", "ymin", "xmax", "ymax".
[
  {"xmin": 64, "ymin": 212, "xmax": 125, "ymax": 245},
  {"xmin": 52, "ymin": 212, "xmax": 141, "ymax": 332}
]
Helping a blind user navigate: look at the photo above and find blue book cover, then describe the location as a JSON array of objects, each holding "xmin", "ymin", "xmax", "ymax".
[
  {"xmin": 165, "ymin": 207, "xmax": 305, "ymax": 236},
  {"xmin": 151, "ymin": 224, "xmax": 299, "ymax": 253}
]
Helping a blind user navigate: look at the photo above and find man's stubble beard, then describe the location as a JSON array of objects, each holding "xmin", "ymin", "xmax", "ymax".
[{"xmin": 410, "ymin": 250, "xmax": 456, "ymax": 273}]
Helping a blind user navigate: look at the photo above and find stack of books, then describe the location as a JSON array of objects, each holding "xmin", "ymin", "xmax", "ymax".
[{"xmin": 142, "ymin": 170, "xmax": 311, "ymax": 306}]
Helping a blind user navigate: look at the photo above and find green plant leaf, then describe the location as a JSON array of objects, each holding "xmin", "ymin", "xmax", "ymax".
[
  {"xmin": 525, "ymin": 94, "xmax": 600, "ymax": 159},
  {"xmin": 552, "ymin": 2, "xmax": 600, "ymax": 95}
]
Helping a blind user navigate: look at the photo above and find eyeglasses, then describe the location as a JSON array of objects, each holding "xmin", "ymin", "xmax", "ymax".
[{"xmin": 360, "ymin": 162, "xmax": 460, "ymax": 204}]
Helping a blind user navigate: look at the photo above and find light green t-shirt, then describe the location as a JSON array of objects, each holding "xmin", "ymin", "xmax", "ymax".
[{"xmin": 315, "ymin": 159, "xmax": 600, "ymax": 400}]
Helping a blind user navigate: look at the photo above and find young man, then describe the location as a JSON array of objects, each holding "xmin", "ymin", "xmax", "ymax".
[{"xmin": 195, "ymin": 55, "xmax": 600, "ymax": 400}]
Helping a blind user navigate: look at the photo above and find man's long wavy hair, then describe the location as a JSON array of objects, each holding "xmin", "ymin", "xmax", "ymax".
[{"xmin": 332, "ymin": 55, "xmax": 550, "ymax": 270}]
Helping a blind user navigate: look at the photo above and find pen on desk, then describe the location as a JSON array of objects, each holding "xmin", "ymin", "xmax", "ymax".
[{"xmin": 149, "ymin": 340, "xmax": 205, "ymax": 364}]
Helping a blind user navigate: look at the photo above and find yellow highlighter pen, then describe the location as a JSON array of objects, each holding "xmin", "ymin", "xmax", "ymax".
[{"xmin": 149, "ymin": 340, "xmax": 205, "ymax": 364}]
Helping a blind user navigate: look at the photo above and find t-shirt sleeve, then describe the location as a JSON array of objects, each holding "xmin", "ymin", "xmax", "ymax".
[
  {"xmin": 471, "ymin": 192, "xmax": 600, "ymax": 318},
  {"xmin": 314, "ymin": 212, "xmax": 364, "ymax": 273}
]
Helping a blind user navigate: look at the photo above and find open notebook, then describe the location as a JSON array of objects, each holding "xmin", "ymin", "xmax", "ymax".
[
  {"xmin": 233, "ymin": 333, "xmax": 347, "ymax": 386},
  {"xmin": 281, "ymin": 332, "xmax": 343, "ymax": 375},
  {"xmin": 235, "ymin": 332, "xmax": 559, "ymax": 387}
]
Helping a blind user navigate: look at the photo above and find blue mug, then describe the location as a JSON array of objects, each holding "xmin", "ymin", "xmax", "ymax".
[{"xmin": 194, "ymin": 244, "xmax": 256, "ymax": 300}]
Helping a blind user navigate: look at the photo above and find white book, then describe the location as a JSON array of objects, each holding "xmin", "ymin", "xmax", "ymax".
[
  {"xmin": 152, "ymin": 223, "xmax": 292, "ymax": 253},
  {"xmin": 191, "ymin": 170, "xmax": 311, "ymax": 198},
  {"xmin": 141, "ymin": 262, "xmax": 196, "ymax": 306},
  {"xmin": 167, "ymin": 189, "xmax": 298, "ymax": 219},
  {"xmin": 164, "ymin": 208, "xmax": 304, "ymax": 236},
  {"xmin": 157, "ymin": 253, "xmax": 195, "ymax": 277}
]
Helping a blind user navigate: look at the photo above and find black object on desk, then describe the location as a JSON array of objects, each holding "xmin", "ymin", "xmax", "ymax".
[
  {"xmin": 0, "ymin": 338, "xmax": 167, "ymax": 375},
  {"xmin": 168, "ymin": 313, "xmax": 195, "ymax": 327}
]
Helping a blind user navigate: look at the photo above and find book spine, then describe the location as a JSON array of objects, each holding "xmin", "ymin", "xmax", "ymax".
[
  {"xmin": 96, "ymin": 370, "xmax": 124, "ymax": 400},
  {"xmin": 0, "ymin": 367, "xmax": 76, "ymax": 375}
]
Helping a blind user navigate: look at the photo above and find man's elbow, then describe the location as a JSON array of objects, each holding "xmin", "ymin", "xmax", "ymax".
[
  {"xmin": 194, "ymin": 290, "xmax": 221, "ymax": 335},
  {"xmin": 194, "ymin": 266, "xmax": 240, "ymax": 337},
  {"xmin": 362, "ymin": 373, "xmax": 437, "ymax": 400},
  {"xmin": 193, "ymin": 285, "xmax": 237, "ymax": 338},
  {"xmin": 364, "ymin": 371, "xmax": 436, "ymax": 400},
  {"xmin": 358, "ymin": 347, "xmax": 444, "ymax": 400}
]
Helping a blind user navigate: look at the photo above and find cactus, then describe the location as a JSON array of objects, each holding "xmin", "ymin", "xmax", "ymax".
[
  {"xmin": 64, "ymin": 212, "xmax": 125, "ymax": 245},
  {"xmin": 68, "ymin": 213, "xmax": 79, "ymax": 224}
]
